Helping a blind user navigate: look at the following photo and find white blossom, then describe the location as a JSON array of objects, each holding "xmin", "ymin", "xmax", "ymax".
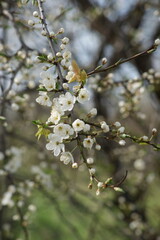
[
  {"xmin": 46, "ymin": 134, "xmax": 65, "ymax": 156},
  {"xmin": 54, "ymin": 123, "xmax": 67, "ymax": 137},
  {"xmin": 89, "ymin": 108, "xmax": 97, "ymax": 117},
  {"xmin": 63, "ymin": 51, "xmax": 71, "ymax": 60},
  {"xmin": 47, "ymin": 110, "xmax": 61, "ymax": 125},
  {"xmin": 118, "ymin": 126, "xmax": 125, "ymax": 134},
  {"xmin": 43, "ymin": 79, "xmax": 56, "ymax": 91},
  {"xmin": 83, "ymin": 124, "xmax": 91, "ymax": 132},
  {"xmin": 62, "ymin": 37, "xmax": 69, "ymax": 44},
  {"xmin": 64, "ymin": 124, "xmax": 74, "ymax": 139},
  {"xmin": 54, "ymin": 123, "xmax": 74, "ymax": 139},
  {"xmin": 72, "ymin": 119, "xmax": 85, "ymax": 132},
  {"xmin": 60, "ymin": 152, "xmax": 74, "ymax": 165},
  {"xmin": 66, "ymin": 71, "xmax": 74, "ymax": 81},
  {"xmin": 83, "ymin": 137, "xmax": 94, "ymax": 149},
  {"xmin": 59, "ymin": 92, "xmax": 76, "ymax": 111},
  {"xmin": 77, "ymin": 88, "xmax": 90, "ymax": 104},
  {"xmin": 36, "ymin": 92, "xmax": 52, "ymax": 107},
  {"xmin": 114, "ymin": 121, "xmax": 121, "ymax": 128},
  {"xmin": 100, "ymin": 121, "xmax": 110, "ymax": 133}
]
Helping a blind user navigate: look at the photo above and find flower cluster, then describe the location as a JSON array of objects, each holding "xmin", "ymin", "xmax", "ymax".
[{"xmin": 33, "ymin": 1, "xmax": 160, "ymax": 196}]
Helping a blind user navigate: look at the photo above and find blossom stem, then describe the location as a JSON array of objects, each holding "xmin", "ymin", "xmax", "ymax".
[
  {"xmin": 37, "ymin": 0, "xmax": 64, "ymax": 85},
  {"xmin": 87, "ymin": 44, "xmax": 157, "ymax": 76}
]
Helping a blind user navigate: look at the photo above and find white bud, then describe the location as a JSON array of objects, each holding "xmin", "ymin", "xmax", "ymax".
[
  {"xmin": 119, "ymin": 140, "xmax": 126, "ymax": 146},
  {"xmin": 155, "ymin": 38, "xmax": 160, "ymax": 46},
  {"xmin": 62, "ymin": 37, "xmax": 69, "ymax": 44},
  {"xmin": 97, "ymin": 182, "xmax": 103, "ymax": 188},
  {"xmin": 141, "ymin": 136, "xmax": 149, "ymax": 141},
  {"xmin": 62, "ymin": 83, "xmax": 69, "ymax": 90},
  {"xmin": 152, "ymin": 128, "xmax": 157, "ymax": 135},
  {"xmin": 95, "ymin": 144, "xmax": 101, "ymax": 150},
  {"xmin": 87, "ymin": 158, "xmax": 94, "ymax": 164},
  {"xmin": 33, "ymin": 11, "xmax": 38, "ymax": 17},
  {"xmin": 58, "ymin": 28, "xmax": 64, "ymax": 34},
  {"xmin": 89, "ymin": 168, "xmax": 96, "ymax": 175},
  {"xmin": 89, "ymin": 108, "xmax": 97, "ymax": 117},
  {"xmin": 114, "ymin": 121, "xmax": 121, "ymax": 127},
  {"xmin": 28, "ymin": 20, "xmax": 35, "ymax": 26},
  {"xmin": 72, "ymin": 162, "xmax": 78, "ymax": 168},
  {"xmin": 42, "ymin": 66, "xmax": 49, "ymax": 71},
  {"xmin": 101, "ymin": 57, "xmax": 107, "ymax": 65},
  {"xmin": 96, "ymin": 189, "xmax": 100, "ymax": 196},
  {"xmin": 41, "ymin": 30, "xmax": 47, "ymax": 36},
  {"xmin": 47, "ymin": 53, "xmax": 53, "ymax": 61},
  {"xmin": 56, "ymin": 52, "xmax": 62, "ymax": 57},
  {"xmin": 118, "ymin": 127, "xmax": 125, "ymax": 133},
  {"xmin": 60, "ymin": 44, "xmax": 66, "ymax": 50},
  {"xmin": 50, "ymin": 31, "xmax": 55, "ymax": 37},
  {"xmin": 100, "ymin": 121, "xmax": 110, "ymax": 133}
]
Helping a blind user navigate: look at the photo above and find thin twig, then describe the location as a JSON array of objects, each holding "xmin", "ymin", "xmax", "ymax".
[
  {"xmin": 37, "ymin": 0, "xmax": 64, "ymax": 85},
  {"xmin": 87, "ymin": 44, "xmax": 157, "ymax": 76}
]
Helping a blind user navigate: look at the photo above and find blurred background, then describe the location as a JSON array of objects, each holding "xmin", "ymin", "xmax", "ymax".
[{"xmin": 0, "ymin": 0, "xmax": 160, "ymax": 239}]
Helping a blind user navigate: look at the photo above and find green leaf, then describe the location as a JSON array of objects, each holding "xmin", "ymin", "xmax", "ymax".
[
  {"xmin": 35, "ymin": 126, "xmax": 50, "ymax": 140},
  {"xmin": 0, "ymin": 116, "xmax": 6, "ymax": 121},
  {"xmin": 114, "ymin": 187, "xmax": 124, "ymax": 193},
  {"xmin": 37, "ymin": 87, "xmax": 47, "ymax": 91},
  {"xmin": 105, "ymin": 177, "xmax": 113, "ymax": 185},
  {"xmin": 139, "ymin": 142, "xmax": 148, "ymax": 145},
  {"xmin": 53, "ymin": 38, "xmax": 58, "ymax": 44},
  {"xmin": 32, "ymin": 120, "xmax": 42, "ymax": 125},
  {"xmin": 80, "ymin": 70, "xmax": 87, "ymax": 84},
  {"xmin": 37, "ymin": 55, "xmax": 48, "ymax": 62}
]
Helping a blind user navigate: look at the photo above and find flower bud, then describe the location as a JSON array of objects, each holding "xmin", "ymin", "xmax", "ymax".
[
  {"xmin": 101, "ymin": 57, "xmax": 107, "ymax": 65},
  {"xmin": 33, "ymin": 11, "xmax": 38, "ymax": 17},
  {"xmin": 72, "ymin": 162, "xmax": 78, "ymax": 168},
  {"xmin": 28, "ymin": 20, "xmax": 35, "ymax": 26},
  {"xmin": 155, "ymin": 38, "xmax": 160, "ymax": 46}
]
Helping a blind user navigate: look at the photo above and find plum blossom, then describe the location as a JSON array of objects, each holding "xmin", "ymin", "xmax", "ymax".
[
  {"xmin": 100, "ymin": 121, "xmax": 110, "ymax": 133},
  {"xmin": 83, "ymin": 137, "xmax": 94, "ymax": 149},
  {"xmin": 72, "ymin": 119, "xmax": 85, "ymax": 132},
  {"xmin": 46, "ymin": 134, "xmax": 65, "ymax": 156},
  {"xmin": 60, "ymin": 152, "xmax": 74, "ymax": 165},
  {"xmin": 59, "ymin": 92, "xmax": 76, "ymax": 111},
  {"xmin": 77, "ymin": 88, "xmax": 90, "ymax": 104},
  {"xmin": 36, "ymin": 92, "xmax": 52, "ymax": 107},
  {"xmin": 54, "ymin": 124, "xmax": 74, "ymax": 139}
]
